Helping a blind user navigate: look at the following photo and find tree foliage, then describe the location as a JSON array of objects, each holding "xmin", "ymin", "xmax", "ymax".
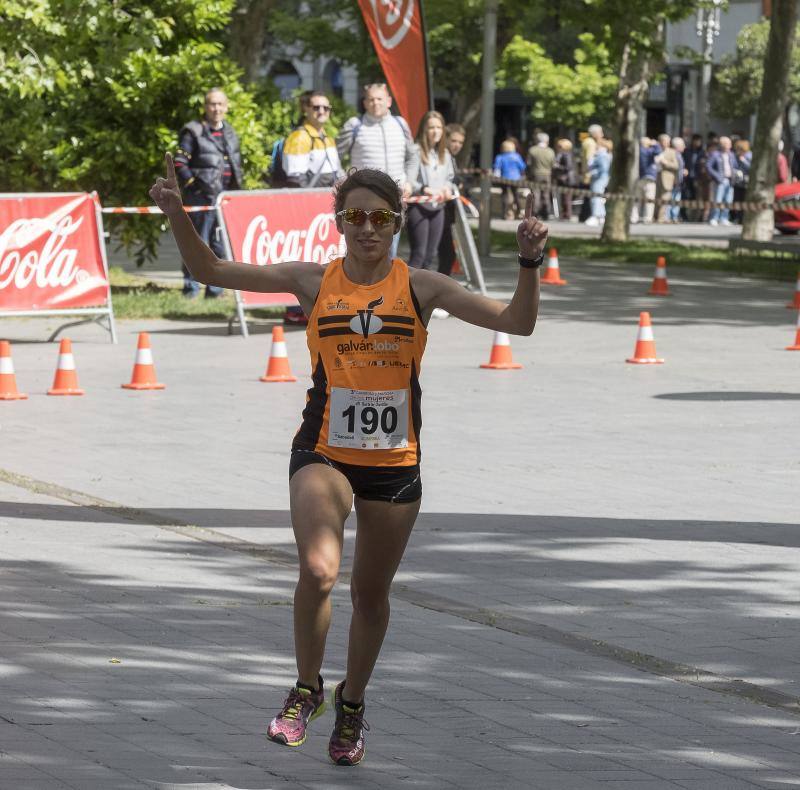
[
  {"xmin": 0, "ymin": 0, "xmax": 294, "ymax": 262},
  {"xmin": 499, "ymin": 33, "xmax": 618, "ymax": 128},
  {"xmin": 713, "ymin": 19, "xmax": 800, "ymax": 119}
]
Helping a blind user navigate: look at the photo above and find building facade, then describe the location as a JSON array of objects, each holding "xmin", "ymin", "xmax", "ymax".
[{"xmin": 652, "ymin": 0, "xmax": 770, "ymax": 138}]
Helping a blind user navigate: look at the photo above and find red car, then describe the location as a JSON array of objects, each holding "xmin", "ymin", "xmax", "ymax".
[{"xmin": 775, "ymin": 182, "xmax": 800, "ymax": 233}]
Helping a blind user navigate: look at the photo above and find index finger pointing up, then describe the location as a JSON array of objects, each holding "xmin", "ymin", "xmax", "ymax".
[
  {"xmin": 165, "ymin": 152, "xmax": 177, "ymax": 185},
  {"xmin": 524, "ymin": 191, "xmax": 534, "ymax": 220}
]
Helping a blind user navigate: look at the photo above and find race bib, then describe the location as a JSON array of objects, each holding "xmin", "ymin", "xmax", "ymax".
[{"xmin": 328, "ymin": 387, "xmax": 409, "ymax": 450}]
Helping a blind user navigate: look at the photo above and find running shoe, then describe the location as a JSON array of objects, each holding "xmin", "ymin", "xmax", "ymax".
[
  {"xmin": 328, "ymin": 680, "xmax": 370, "ymax": 766},
  {"xmin": 266, "ymin": 678, "xmax": 326, "ymax": 747}
]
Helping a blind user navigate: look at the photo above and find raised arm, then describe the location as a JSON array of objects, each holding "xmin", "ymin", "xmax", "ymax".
[
  {"xmin": 412, "ymin": 193, "xmax": 546, "ymax": 335},
  {"xmin": 149, "ymin": 153, "xmax": 319, "ymax": 298}
]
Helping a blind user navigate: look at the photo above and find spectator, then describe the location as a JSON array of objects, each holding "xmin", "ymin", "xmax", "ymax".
[
  {"xmin": 778, "ymin": 139, "xmax": 790, "ymax": 184},
  {"xmin": 631, "ymin": 136, "xmax": 662, "ymax": 224},
  {"xmin": 585, "ymin": 139, "xmax": 612, "ymax": 226},
  {"xmin": 173, "ymin": 87, "xmax": 242, "ymax": 298},
  {"xmin": 732, "ymin": 139, "xmax": 752, "ymax": 223},
  {"xmin": 579, "ymin": 124, "xmax": 604, "ymax": 221},
  {"xmin": 492, "ymin": 139, "xmax": 527, "ymax": 221},
  {"xmin": 700, "ymin": 139, "xmax": 718, "ymax": 222},
  {"xmin": 438, "ymin": 123, "xmax": 467, "ymax": 277},
  {"xmin": 707, "ymin": 135, "xmax": 737, "ymax": 226},
  {"xmin": 655, "ymin": 134, "xmax": 679, "ymax": 223},
  {"xmin": 684, "ymin": 133, "xmax": 705, "ymax": 220},
  {"xmin": 553, "ymin": 139, "xmax": 576, "ymax": 221},
  {"xmin": 337, "ymin": 83, "xmax": 418, "ymax": 259},
  {"xmin": 667, "ymin": 137, "xmax": 687, "ymax": 223},
  {"xmin": 527, "ymin": 132, "xmax": 555, "ymax": 218},
  {"xmin": 283, "ymin": 90, "xmax": 344, "ymax": 188},
  {"xmin": 444, "ymin": 123, "xmax": 466, "ymax": 165},
  {"xmin": 407, "ymin": 111, "xmax": 456, "ymax": 275}
]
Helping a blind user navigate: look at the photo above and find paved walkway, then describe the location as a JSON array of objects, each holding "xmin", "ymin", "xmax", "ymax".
[{"xmin": 1, "ymin": 255, "xmax": 799, "ymax": 788}]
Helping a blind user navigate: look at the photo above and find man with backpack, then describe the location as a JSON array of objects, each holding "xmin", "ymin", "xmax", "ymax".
[
  {"xmin": 278, "ymin": 90, "xmax": 346, "ymax": 326},
  {"xmin": 282, "ymin": 90, "xmax": 344, "ymax": 188},
  {"xmin": 337, "ymin": 83, "xmax": 419, "ymax": 259},
  {"xmin": 174, "ymin": 88, "xmax": 242, "ymax": 298}
]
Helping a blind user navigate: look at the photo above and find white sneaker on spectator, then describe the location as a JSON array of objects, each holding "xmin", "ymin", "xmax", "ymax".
[
  {"xmin": 721, "ymin": 219, "xmax": 732, "ymax": 226},
  {"xmin": 431, "ymin": 308, "xmax": 449, "ymax": 319},
  {"xmin": 584, "ymin": 216, "xmax": 600, "ymax": 227},
  {"xmin": 709, "ymin": 219, "xmax": 719, "ymax": 226}
]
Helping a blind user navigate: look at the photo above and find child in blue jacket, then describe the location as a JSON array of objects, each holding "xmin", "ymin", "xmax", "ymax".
[{"xmin": 493, "ymin": 140, "xmax": 527, "ymax": 219}]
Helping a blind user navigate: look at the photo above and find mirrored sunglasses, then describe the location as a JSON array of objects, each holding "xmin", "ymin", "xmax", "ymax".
[{"xmin": 337, "ymin": 208, "xmax": 400, "ymax": 227}]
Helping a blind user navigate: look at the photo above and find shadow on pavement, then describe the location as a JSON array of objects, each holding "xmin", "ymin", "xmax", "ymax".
[
  {"xmin": 3, "ymin": 500, "xmax": 800, "ymax": 787},
  {"xmin": 655, "ymin": 391, "xmax": 800, "ymax": 401}
]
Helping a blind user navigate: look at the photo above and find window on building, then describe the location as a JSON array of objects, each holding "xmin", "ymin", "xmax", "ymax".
[
  {"xmin": 322, "ymin": 60, "xmax": 343, "ymax": 99},
  {"xmin": 269, "ymin": 60, "xmax": 301, "ymax": 99}
]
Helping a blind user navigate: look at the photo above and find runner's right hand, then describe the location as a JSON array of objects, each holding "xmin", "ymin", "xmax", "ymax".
[{"xmin": 149, "ymin": 153, "xmax": 183, "ymax": 217}]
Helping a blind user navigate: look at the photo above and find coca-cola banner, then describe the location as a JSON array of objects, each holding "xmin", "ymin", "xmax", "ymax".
[
  {"xmin": 218, "ymin": 189, "xmax": 346, "ymax": 307},
  {"xmin": 357, "ymin": 0, "xmax": 431, "ymax": 134},
  {"xmin": 0, "ymin": 193, "xmax": 110, "ymax": 312}
]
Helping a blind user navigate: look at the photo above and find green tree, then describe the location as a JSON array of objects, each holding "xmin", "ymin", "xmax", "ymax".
[
  {"xmin": 742, "ymin": 0, "xmax": 798, "ymax": 241},
  {"xmin": 0, "ymin": 0, "xmax": 274, "ymax": 263},
  {"xmin": 499, "ymin": 33, "xmax": 618, "ymax": 128},
  {"xmin": 713, "ymin": 19, "xmax": 800, "ymax": 119},
  {"xmin": 560, "ymin": 0, "xmax": 698, "ymax": 242}
]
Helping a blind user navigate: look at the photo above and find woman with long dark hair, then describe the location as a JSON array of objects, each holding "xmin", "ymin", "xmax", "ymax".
[{"xmin": 150, "ymin": 159, "xmax": 547, "ymax": 767}]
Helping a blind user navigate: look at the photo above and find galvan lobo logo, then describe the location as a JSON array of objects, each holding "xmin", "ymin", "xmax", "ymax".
[{"xmin": 350, "ymin": 295, "xmax": 384, "ymax": 337}]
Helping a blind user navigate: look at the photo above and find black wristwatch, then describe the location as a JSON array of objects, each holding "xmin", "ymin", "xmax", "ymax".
[{"xmin": 518, "ymin": 252, "xmax": 545, "ymax": 269}]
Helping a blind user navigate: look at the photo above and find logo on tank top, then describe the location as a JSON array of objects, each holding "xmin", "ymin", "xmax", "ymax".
[{"xmin": 350, "ymin": 296, "xmax": 384, "ymax": 337}]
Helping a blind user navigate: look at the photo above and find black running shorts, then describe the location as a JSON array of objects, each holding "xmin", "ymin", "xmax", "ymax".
[{"xmin": 289, "ymin": 449, "xmax": 422, "ymax": 504}]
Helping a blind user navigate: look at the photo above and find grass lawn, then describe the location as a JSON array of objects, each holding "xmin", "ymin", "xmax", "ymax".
[
  {"xmin": 109, "ymin": 267, "xmax": 283, "ymax": 321},
  {"xmin": 491, "ymin": 230, "xmax": 798, "ymax": 281}
]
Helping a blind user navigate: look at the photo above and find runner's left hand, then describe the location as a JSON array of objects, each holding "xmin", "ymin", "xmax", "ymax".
[{"xmin": 517, "ymin": 193, "xmax": 548, "ymax": 258}]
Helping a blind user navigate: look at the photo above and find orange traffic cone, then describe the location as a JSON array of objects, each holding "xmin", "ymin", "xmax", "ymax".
[
  {"xmin": 480, "ymin": 331, "xmax": 522, "ymax": 369},
  {"xmin": 260, "ymin": 325, "xmax": 297, "ymax": 382},
  {"xmin": 540, "ymin": 247, "xmax": 567, "ymax": 285},
  {"xmin": 787, "ymin": 271, "xmax": 800, "ymax": 309},
  {"xmin": 648, "ymin": 255, "xmax": 670, "ymax": 295},
  {"xmin": 786, "ymin": 311, "xmax": 800, "ymax": 351},
  {"xmin": 626, "ymin": 312, "xmax": 664, "ymax": 364},
  {"xmin": 0, "ymin": 340, "xmax": 27, "ymax": 400},
  {"xmin": 122, "ymin": 332, "xmax": 165, "ymax": 390},
  {"xmin": 48, "ymin": 338, "xmax": 84, "ymax": 395}
]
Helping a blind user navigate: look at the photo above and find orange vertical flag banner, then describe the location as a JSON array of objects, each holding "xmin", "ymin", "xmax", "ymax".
[{"xmin": 357, "ymin": 0, "xmax": 432, "ymax": 135}]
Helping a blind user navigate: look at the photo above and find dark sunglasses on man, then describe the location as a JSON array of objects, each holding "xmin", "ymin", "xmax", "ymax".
[{"xmin": 311, "ymin": 104, "xmax": 332, "ymax": 112}]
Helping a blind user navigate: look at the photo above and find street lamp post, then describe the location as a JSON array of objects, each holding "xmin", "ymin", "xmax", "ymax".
[{"xmin": 695, "ymin": 0, "xmax": 722, "ymax": 138}]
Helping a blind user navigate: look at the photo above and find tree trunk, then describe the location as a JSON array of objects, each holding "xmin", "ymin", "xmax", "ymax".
[
  {"xmin": 742, "ymin": 0, "xmax": 798, "ymax": 241},
  {"xmin": 456, "ymin": 96, "xmax": 481, "ymax": 167},
  {"xmin": 602, "ymin": 41, "xmax": 656, "ymax": 242},
  {"xmin": 229, "ymin": 0, "xmax": 279, "ymax": 83}
]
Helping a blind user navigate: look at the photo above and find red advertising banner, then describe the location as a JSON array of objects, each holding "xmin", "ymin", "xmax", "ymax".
[
  {"xmin": 218, "ymin": 189, "xmax": 346, "ymax": 308},
  {"xmin": 0, "ymin": 193, "xmax": 111, "ymax": 312},
  {"xmin": 357, "ymin": 0, "xmax": 431, "ymax": 134}
]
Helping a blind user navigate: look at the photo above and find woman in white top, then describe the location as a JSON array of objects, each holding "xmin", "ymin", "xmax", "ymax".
[{"xmin": 406, "ymin": 111, "xmax": 456, "ymax": 271}]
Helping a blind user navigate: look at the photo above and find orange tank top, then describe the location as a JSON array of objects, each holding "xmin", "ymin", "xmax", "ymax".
[{"xmin": 293, "ymin": 257, "xmax": 427, "ymax": 467}]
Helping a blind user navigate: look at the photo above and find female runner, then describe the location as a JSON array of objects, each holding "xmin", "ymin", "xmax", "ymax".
[{"xmin": 150, "ymin": 157, "xmax": 547, "ymax": 766}]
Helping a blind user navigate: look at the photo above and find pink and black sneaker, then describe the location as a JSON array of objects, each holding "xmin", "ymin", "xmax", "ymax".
[
  {"xmin": 266, "ymin": 677, "xmax": 326, "ymax": 747},
  {"xmin": 328, "ymin": 680, "xmax": 370, "ymax": 766}
]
